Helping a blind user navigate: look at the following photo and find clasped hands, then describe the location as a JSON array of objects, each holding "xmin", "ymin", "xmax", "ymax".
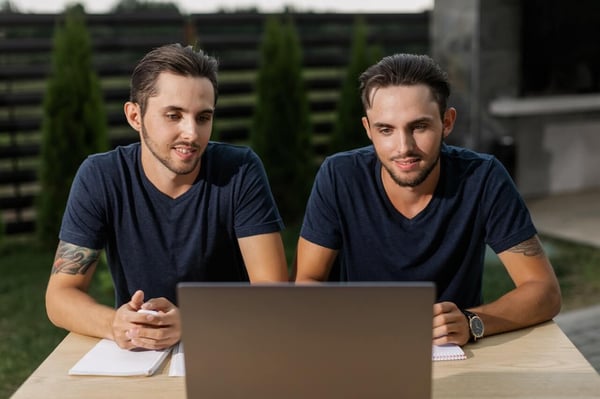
[{"xmin": 112, "ymin": 289, "xmax": 181, "ymax": 350}]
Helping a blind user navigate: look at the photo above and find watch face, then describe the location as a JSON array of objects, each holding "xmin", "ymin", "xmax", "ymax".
[{"xmin": 470, "ymin": 316, "xmax": 484, "ymax": 338}]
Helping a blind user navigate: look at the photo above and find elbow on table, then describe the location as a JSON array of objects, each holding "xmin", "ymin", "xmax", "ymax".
[
  {"xmin": 545, "ymin": 282, "xmax": 563, "ymax": 321},
  {"xmin": 45, "ymin": 290, "xmax": 64, "ymax": 329}
]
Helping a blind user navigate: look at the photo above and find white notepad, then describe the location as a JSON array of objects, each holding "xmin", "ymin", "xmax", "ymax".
[
  {"xmin": 432, "ymin": 344, "xmax": 466, "ymax": 361},
  {"xmin": 69, "ymin": 338, "xmax": 171, "ymax": 376},
  {"xmin": 168, "ymin": 342, "xmax": 186, "ymax": 376}
]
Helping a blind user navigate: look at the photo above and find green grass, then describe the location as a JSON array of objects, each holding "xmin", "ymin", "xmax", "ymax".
[
  {"xmin": 2, "ymin": 232, "xmax": 600, "ymax": 397},
  {"xmin": 0, "ymin": 242, "xmax": 64, "ymax": 398},
  {"xmin": 484, "ymin": 235, "xmax": 600, "ymax": 310},
  {"xmin": 0, "ymin": 240, "xmax": 113, "ymax": 398}
]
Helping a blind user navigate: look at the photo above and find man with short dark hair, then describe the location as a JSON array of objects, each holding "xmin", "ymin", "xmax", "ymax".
[
  {"xmin": 295, "ymin": 53, "xmax": 561, "ymax": 346},
  {"xmin": 46, "ymin": 44, "xmax": 289, "ymax": 350}
]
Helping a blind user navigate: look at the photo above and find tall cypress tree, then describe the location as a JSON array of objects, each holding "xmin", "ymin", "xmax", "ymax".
[
  {"xmin": 37, "ymin": 4, "xmax": 108, "ymax": 248},
  {"xmin": 330, "ymin": 16, "xmax": 382, "ymax": 154},
  {"xmin": 251, "ymin": 15, "xmax": 313, "ymax": 224}
]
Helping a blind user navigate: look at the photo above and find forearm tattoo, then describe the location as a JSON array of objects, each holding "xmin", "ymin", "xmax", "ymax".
[
  {"xmin": 52, "ymin": 241, "xmax": 100, "ymax": 275},
  {"xmin": 508, "ymin": 236, "xmax": 544, "ymax": 257}
]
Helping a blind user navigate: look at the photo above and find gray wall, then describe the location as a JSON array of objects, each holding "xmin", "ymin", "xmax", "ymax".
[{"xmin": 432, "ymin": 0, "xmax": 600, "ymax": 197}]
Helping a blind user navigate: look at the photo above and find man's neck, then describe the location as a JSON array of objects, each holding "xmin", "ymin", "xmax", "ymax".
[
  {"xmin": 381, "ymin": 166, "xmax": 440, "ymax": 219},
  {"xmin": 141, "ymin": 152, "xmax": 200, "ymax": 199}
]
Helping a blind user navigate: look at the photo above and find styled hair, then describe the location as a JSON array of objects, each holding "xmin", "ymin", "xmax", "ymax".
[
  {"xmin": 359, "ymin": 53, "xmax": 450, "ymax": 118},
  {"xmin": 129, "ymin": 43, "xmax": 219, "ymax": 115}
]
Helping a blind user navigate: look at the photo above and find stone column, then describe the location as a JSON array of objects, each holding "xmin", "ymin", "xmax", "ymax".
[{"xmin": 431, "ymin": 0, "xmax": 520, "ymax": 153}]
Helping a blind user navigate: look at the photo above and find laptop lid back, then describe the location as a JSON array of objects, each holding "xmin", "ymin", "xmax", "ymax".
[{"xmin": 177, "ymin": 282, "xmax": 435, "ymax": 399}]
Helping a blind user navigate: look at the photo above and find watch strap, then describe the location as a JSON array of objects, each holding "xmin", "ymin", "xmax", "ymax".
[{"xmin": 461, "ymin": 309, "xmax": 480, "ymax": 342}]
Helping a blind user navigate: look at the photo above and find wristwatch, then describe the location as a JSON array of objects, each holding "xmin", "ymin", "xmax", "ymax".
[{"xmin": 461, "ymin": 309, "xmax": 484, "ymax": 342}]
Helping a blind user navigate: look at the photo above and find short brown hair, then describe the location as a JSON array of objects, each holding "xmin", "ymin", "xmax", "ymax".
[
  {"xmin": 129, "ymin": 43, "xmax": 219, "ymax": 115},
  {"xmin": 359, "ymin": 53, "xmax": 450, "ymax": 118}
]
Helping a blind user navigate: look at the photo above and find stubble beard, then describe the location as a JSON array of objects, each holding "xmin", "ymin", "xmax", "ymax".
[
  {"xmin": 141, "ymin": 124, "xmax": 201, "ymax": 176},
  {"xmin": 382, "ymin": 137, "xmax": 443, "ymax": 188}
]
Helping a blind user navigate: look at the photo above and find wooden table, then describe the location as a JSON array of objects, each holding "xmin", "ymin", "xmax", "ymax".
[{"xmin": 11, "ymin": 321, "xmax": 600, "ymax": 399}]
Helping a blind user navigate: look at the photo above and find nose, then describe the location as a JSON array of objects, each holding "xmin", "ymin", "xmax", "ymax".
[
  {"xmin": 180, "ymin": 117, "xmax": 200, "ymax": 140},
  {"xmin": 395, "ymin": 130, "xmax": 416, "ymax": 154}
]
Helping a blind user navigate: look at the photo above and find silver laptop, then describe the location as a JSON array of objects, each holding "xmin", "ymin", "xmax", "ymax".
[{"xmin": 177, "ymin": 282, "xmax": 435, "ymax": 399}]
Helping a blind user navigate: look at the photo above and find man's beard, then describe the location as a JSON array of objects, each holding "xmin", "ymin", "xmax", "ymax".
[
  {"xmin": 141, "ymin": 123, "xmax": 200, "ymax": 175},
  {"xmin": 382, "ymin": 137, "xmax": 442, "ymax": 188}
]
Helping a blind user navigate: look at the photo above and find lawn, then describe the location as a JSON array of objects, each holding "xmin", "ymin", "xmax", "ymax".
[
  {"xmin": 0, "ymin": 239, "xmax": 113, "ymax": 398},
  {"xmin": 1, "ymin": 233, "xmax": 599, "ymax": 397}
]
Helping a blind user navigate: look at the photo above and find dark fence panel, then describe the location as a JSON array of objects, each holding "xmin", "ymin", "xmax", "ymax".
[{"xmin": 0, "ymin": 11, "xmax": 429, "ymax": 235}]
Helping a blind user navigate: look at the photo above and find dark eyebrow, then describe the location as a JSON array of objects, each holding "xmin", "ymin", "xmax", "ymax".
[
  {"xmin": 163, "ymin": 105, "xmax": 215, "ymax": 115},
  {"xmin": 409, "ymin": 116, "xmax": 435, "ymax": 126},
  {"xmin": 372, "ymin": 122, "xmax": 394, "ymax": 130}
]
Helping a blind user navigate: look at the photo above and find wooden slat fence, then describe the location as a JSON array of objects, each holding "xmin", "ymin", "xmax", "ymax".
[{"xmin": 0, "ymin": 11, "xmax": 429, "ymax": 235}]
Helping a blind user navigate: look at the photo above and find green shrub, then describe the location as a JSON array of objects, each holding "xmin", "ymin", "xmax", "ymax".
[
  {"xmin": 330, "ymin": 16, "xmax": 382, "ymax": 154},
  {"xmin": 36, "ymin": 4, "xmax": 108, "ymax": 249},
  {"xmin": 0, "ymin": 215, "xmax": 4, "ymax": 248},
  {"xmin": 251, "ymin": 15, "xmax": 313, "ymax": 224}
]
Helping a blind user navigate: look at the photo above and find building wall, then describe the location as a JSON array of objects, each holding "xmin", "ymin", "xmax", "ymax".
[{"xmin": 432, "ymin": 0, "xmax": 600, "ymax": 197}]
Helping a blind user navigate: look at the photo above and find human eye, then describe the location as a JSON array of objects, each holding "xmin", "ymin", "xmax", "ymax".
[
  {"xmin": 196, "ymin": 113, "xmax": 213, "ymax": 124},
  {"xmin": 378, "ymin": 126, "xmax": 393, "ymax": 136},
  {"xmin": 412, "ymin": 122, "xmax": 429, "ymax": 132},
  {"xmin": 165, "ymin": 112, "xmax": 182, "ymax": 121}
]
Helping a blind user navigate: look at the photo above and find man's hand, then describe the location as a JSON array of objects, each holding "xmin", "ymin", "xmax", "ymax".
[
  {"xmin": 112, "ymin": 290, "xmax": 181, "ymax": 350},
  {"xmin": 432, "ymin": 301, "xmax": 470, "ymax": 346}
]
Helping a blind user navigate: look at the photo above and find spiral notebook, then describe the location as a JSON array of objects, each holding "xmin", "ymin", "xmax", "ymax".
[{"xmin": 432, "ymin": 344, "xmax": 466, "ymax": 361}]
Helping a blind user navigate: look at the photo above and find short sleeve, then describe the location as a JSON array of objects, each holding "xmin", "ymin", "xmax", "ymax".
[
  {"xmin": 300, "ymin": 157, "xmax": 342, "ymax": 249},
  {"xmin": 59, "ymin": 158, "xmax": 107, "ymax": 249},
  {"xmin": 482, "ymin": 158, "xmax": 537, "ymax": 253},
  {"xmin": 233, "ymin": 150, "xmax": 284, "ymax": 238}
]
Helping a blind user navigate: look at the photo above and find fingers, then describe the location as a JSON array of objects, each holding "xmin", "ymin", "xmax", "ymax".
[
  {"xmin": 127, "ymin": 310, "xmax": 181, "ymax": 350},
  {"xmin": 140, "ymin": 297, "xmax": 176, "ymax": 313},
  {"xmin": 128, "ymin": 290, "xmax": 145, "ymax": 310},
  {"xmin": 112, "ymin": 293, "xmax": 181, "ymax": 350},
  {"xmin": 115, "ymin": 298, "xmax": 180, "ymax": 350},
  {"xmin": 432, "ymin": 301, "xmax": 470, "ymax": 346},
  {"xmin": 127, "ymin": 325, "xmax": 179, "ymax": 350}
]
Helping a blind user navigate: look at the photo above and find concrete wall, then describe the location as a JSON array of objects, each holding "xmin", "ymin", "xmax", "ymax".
[
  {"xmin": 490, "ymin": 95, "xmax": 600, "ymax": 197},
  {"xmin": 432, "ymin": 0, "xmax": 600, "ymax": 197}
]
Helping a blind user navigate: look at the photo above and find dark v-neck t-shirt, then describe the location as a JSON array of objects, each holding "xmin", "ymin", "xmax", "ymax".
[
  {"xmin": 300, "ymin": 144, "xmax": 536, "ymax": 308},
  {"xmin": 60, "ymin": 142, "xmax": 283, "ymax": 306}
]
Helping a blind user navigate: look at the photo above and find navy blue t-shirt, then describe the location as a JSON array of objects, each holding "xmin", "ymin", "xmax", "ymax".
[
  {"xmin": 300, "ymin": 144, "xmax": 536, "ymax": 308},
  {"xmin": 60, "ymin": 142, "xmax": 284, "ymax": 307}
]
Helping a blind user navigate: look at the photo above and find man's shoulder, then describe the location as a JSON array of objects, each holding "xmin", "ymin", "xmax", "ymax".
[
  {"xmin": 442, "ymin": 143, "xmax": 494, "ymax": 163},
  {"xmin": 206, "ymin": 141, "xmax": 252, "ymax": 154},
  {"xmin": 86, "ymin": 142, "xmax": 139, "ymax": 167},
  {"xmin": 441, "ymin": 143, "xmax": 513, "ymax": 193},
  {"xmin": 324, "ymin": 145, "xmax": 376, "ymax": 168},
  {"xmin": 205, "ymin": 141, "xmax": 256, "ymax": 163},
  {"xmin": 441, "ymin": 143, "xmax": 499, "ymax": 175}
]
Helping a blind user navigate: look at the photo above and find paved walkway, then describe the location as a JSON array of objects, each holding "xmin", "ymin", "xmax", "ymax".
[
  {"xmin": 526, "ymin": 189, "xmax": 600, "ymax": 373},
  {"xmin": 554, "ymin": 304, "xmax": 600, "ymax": 373}
]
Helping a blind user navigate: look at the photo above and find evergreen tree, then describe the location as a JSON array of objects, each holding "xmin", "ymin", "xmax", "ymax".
[
  {"xmin": 111, "ymin": 0, "xmax": 180, "ymax": 13},
  {"xmin": 37, "ymin": 4, "xmax": 108, "ymax": 248},
  {"xmin": 0, "ymin": 212, "xmax": 4, "ymax": 247},
  {"xmin": 330, "ymin": 16, "xmax": 382, "ymax": 154},
  {"xmin": 251, "ymin": 15, "xmax": 313, "ymax": 223}
]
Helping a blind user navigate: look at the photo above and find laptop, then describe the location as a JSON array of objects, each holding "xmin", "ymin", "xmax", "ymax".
[{"xmin": 177, "ymin": 282, "xmax": 435, "ymax": 399}]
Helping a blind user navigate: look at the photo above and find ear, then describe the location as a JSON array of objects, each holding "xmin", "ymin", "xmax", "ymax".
[
  {"xmin": 442, "ymin": 107, "xmax": 457, "ymax": 139},
  {"xmin": 362, "ymin": 116, "xmax": 373, "ymax": 141},
  {"xmin": 124, "ymin": 101, "xmax": 142, "ymax": 132}
]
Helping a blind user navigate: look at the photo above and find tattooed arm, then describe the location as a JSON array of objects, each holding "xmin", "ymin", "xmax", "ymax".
[
  {"xmin": 433, "ymin": 235, "xmax": 562, "ymax": 346},
  {"xmin": 468, "ymin": 235, "xmax": 561, "ymax": 338},
  {"xmin": 45, "ymin": 240, "xmax": 118, "ymax": 341}
]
